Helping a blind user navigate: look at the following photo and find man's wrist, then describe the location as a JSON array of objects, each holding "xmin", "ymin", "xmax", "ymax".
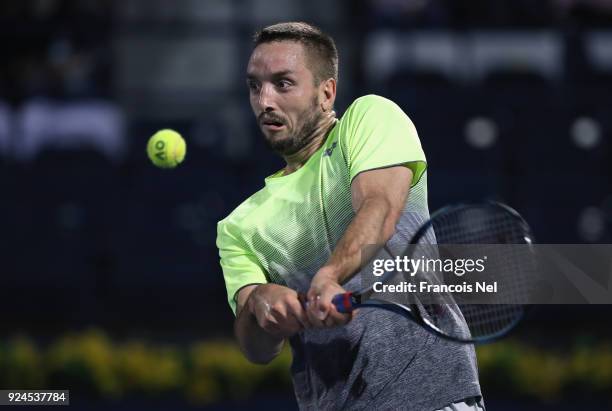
[
  {"xmin": 317, "ymin": 265, "xmax": 342, "ymax": 283},
  {"xmin": 245, "ymin": 284, "xmax": 264, "ymax": 317}
]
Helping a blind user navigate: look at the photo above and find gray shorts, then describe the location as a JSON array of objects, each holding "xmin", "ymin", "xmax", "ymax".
[{"xmin": 436, "ymin": 396, "xmax": 485, "ymax": 411}]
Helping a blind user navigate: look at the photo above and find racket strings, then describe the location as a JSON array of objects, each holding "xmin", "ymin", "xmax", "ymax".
[
  {"xmin": 414, "ymin": 204, "xmax": 535, "ymax": 341},
  {"xmin": 432, "ymin": 210, "xmax": 526, "ymax": 245},
  {"xmin": 461, "ymin": 304, "xmax": 521, "ymax": 335}
]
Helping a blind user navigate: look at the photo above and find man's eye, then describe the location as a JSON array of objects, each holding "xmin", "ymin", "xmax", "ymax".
[
  {"xmin": 247, "ymin": 81, "xmax": 260, "ymax": 91},
  {"xmin": 277, "ymin": 80, "xmax": 292, "ymax": 89}
]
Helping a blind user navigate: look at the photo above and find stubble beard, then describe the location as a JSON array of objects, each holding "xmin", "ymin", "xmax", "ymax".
[{"xmin": 263, "ymin": 96, "xmax": 322, "ymax": 156}]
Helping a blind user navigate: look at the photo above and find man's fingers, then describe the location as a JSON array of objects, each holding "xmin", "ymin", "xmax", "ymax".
[
  {"xmin": 269, "ymin": 300, "xmax": 288, "ymax": 318},
  {"xmin": 287, "ymin": 296, "xmax": 312, "ymax": 329},
  {"xmin": 314, "ymin": 295, "xmax": 352, "ymax": 328},
  {"xmin": 323, "ymin": 316, "xmax": 337, "ymax": 328},
  {"xmin": 306, "ymin": 289, "xmax": 319, "ymax": 305},
  {"xmin": 306, "ymin": 303, "xmax": 327, "ymax": 328},
  {"xmin": 269, "ymin": 298, "xmax": 309, "ymax": 335},
  {"xmin": 248, "ymin": 284, "xmax": 313, "ymax": 336},
  {"xmin": 257, "ymin": 312, "xmax": 279, "ymax": 333},
  {"xmin": 289, "ymin": 312, "xmax": 310, "ymax": 331},
  {"xmin": 264, "ymin": 311, "xmax": 302, "ymax": 337},
  {"xmin": 327, "ymin": 310, "xmax": 352, "ymax": 327}
]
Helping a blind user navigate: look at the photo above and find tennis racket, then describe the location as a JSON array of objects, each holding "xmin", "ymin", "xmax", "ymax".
[{"xmin": 332, "ymin": 201, "xmax": 536, "ymax": 344}]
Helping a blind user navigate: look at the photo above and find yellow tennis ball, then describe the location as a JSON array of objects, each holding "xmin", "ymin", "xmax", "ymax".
[{"xmin": 146, "ymin": 129, "xmax": 186, "ymax": 168}]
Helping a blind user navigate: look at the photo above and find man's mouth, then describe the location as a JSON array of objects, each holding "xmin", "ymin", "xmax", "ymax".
[{"xmin": 261, "ymin": 120, "xmax": 286, "ymax": 131}]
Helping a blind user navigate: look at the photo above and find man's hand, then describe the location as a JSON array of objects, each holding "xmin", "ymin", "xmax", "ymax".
[
  {"xmin": 303, "ymin": 166, "xmax": 413, "ymax": 328},
  {"xmin": 306, "ymin": 266, "xmax": 353, "ymax": 328},
  {"xmin": 248, "ymin": 283, "xmax": 310, "ymax": 338}
]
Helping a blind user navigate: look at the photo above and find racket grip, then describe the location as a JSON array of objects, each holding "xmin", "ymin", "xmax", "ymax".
[{"xmin": 332, "ymin": 292, "xmax": 356, "ymax": 313}]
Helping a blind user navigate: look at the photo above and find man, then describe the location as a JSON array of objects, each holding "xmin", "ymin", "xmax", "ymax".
[{"xmin": 217, "ymin": 22, "xmax": 483, "ymax": 410}]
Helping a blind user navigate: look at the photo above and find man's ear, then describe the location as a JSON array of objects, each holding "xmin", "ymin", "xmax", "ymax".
[{"xmin": 320, "ymin": 78, "xmax": 337, "ymax": 112}]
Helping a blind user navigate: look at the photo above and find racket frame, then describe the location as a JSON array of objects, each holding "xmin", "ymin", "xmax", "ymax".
[{"xmin": 332, "ymin": 201, "xmax": 535, "ymax": 344}]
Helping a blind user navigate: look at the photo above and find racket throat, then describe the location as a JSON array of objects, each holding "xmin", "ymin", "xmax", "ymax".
[{"xmin": 332, "ymin": 292, "xmax": 362, "ymax": 313}]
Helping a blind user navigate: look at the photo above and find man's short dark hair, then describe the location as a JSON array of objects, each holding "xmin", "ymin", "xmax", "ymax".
[{"xmin": 253, "ymin": 22, "xmax": 338, "ymax": 84}]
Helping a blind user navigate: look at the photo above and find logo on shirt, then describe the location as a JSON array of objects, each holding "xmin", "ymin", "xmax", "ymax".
[{"xmin": 322, "ymin": 142, "xmax": 337, "ymax": 157}]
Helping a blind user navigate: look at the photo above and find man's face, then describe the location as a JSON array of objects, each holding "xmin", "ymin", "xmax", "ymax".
[{"xmin": 246, "ymin": 41, "xmax": 323, "ymax": 155}]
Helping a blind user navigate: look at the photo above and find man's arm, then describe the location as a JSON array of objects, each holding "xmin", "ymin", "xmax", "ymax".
[
  {"xmin": 306, "ymin": 166, "xmax": 413, "ymax": 326},
  {"xmin": 234, "ymin": 283, "xmax": 310, "ymax": 364}
]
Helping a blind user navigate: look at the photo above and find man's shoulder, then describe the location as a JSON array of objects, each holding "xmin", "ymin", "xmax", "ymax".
[
  {"xmin": 344, "ymin": 94, "xmax": 403, "ymax": 115},
  {"xmin": 352, "ymin": 94, "xmax": 395, "ymax": 105},
  {"xmin": 217, "ymin": 186, "xmax": 267, "ymax": 233},
  {"xmin": 336, "ymin": 94, "xmax": 412, "ymax": 140},
  {"xmin": 338, "ymin": 94, "xmax": 408, "ymax": 129}
]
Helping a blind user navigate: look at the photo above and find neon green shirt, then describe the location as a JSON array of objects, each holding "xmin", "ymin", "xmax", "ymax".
[{"xmin": 217, "ymin": 95, "xmax": 428, "ymax": 314}]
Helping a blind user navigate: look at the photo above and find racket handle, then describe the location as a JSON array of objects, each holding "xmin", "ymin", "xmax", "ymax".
[{"xmin": 332, "ymin": 292, "xmax": 356, "ymax": 313}]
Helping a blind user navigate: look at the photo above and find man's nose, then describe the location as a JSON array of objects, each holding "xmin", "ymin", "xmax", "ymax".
[{"xmin": 258, "ymin": 84, "xmax": 276, "ymax": 112}]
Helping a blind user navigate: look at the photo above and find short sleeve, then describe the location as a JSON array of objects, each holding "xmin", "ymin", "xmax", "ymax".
[
  {"xmin": 217, "ymin": 220, "xmax": 268, "ymax": 315},
  {"xmin": 339, "ymin": 95, "xmax": 427, "ymax": 185}
]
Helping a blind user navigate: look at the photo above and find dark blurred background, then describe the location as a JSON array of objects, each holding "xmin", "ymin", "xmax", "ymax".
[{"xmin": 1, "ymin": 0, "xmax": 612, "ymax": 410}]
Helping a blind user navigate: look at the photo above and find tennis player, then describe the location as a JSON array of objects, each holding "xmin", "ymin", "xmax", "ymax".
[{"xmin": 217, "ymin": 22, "xmax": 484, "ymax": 410}]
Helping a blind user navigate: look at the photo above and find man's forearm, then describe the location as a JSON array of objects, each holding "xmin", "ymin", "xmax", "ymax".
[
  {"xmin": 324, "ymin": 196, "xmax": 398, "ymax": 284},
  {"xmin": 235, "ymin": 303, "xmax": 284, "ymax": 364}
]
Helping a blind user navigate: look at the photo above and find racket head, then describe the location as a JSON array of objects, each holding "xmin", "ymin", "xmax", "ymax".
[
  {"xmin": 411, "ymin": 201, "xmax": 533, "ymax": 246},
  {"xmin": 409, "ymin": 202, "xmax": 535, "ymax": 343},
  {"xmin": 349, "ymin": 201, "xmax": 536, "ymax": 344}
]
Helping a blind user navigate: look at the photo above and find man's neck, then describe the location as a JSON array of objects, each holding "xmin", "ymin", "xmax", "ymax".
[{"xmin": 282, "ymin": 112, "xmax": 337, "ymax": 175}]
